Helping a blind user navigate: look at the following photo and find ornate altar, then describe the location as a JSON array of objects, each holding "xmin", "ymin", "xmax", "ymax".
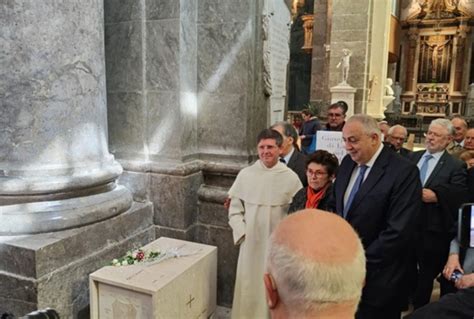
[{"xmin": 399, "ymin": 0, "xmax": 473, "ymax": 118}]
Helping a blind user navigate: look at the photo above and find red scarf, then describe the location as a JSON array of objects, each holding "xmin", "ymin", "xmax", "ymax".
[{"xmin": 305, "ymin": 184, "xmax": 329, "ymax": 209}]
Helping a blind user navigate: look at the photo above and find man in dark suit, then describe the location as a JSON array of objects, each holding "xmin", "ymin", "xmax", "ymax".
[
  {"xmin": 409, "ymin": 118, "xmax": 468, "ymax": 309},
  {"xmin": 333, "ymin": 114, "xmax": 421, "ymax": 319},
  {"xmin": 271, "ymin": 122, "xmax": 308, "ymax": 187}
]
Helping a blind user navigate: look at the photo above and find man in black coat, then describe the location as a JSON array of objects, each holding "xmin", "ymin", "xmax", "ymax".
[
  {"xmin": 271, "ymin": 121, "xmax": 308, "ymax": 187},
  {"xmin": 299, "ymin": 109, "xmax": 321, "ymax": 154},
  {"xmin": 332, "ymin": 114, "xmax": 421, "ymax": 319},
  {"xmin": 409, "ymin": 118, "xmax": 468, "ymax": 309}
]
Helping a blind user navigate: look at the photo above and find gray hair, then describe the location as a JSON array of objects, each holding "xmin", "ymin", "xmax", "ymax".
[
  {"xmin": 388, "ymin": 124, "xmax": 407, "ymax": 136},
  {"xmin": 347, "ymin": 114, "xmax": 381, "ymax": 138},
  {"xmin": 271, "ymin": 121, "xmax": 298, "ymax": 141},
  {"xmin": 429, "ymin": 118, "xmax": 454, "ymax": 136},
  {"xmin": 266, "ymin": 233, "xmax": 366, "ymax": 314},
  {"xmin": 271, "ymin": 121, "xmax": 300, "ymax": 151}
]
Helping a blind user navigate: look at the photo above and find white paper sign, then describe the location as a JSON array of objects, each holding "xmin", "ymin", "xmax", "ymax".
[{"xmin": 316, "ymin": 131, "xmax": 347, "ymax": 164}]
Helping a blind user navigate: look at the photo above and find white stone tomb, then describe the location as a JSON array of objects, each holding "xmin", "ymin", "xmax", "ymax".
[{"xmin": 90, "ymin": 237, "xmax": 217, "ymax": 319}]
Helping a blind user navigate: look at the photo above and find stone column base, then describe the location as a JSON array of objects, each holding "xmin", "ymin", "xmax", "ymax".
[{"xmin": 0, "ymin": 202, "xmax": 154, "ymax": 317}]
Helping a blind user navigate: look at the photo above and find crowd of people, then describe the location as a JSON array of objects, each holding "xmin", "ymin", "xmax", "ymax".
[{"xmin": 227, "ymin": 104, "xmax": 474, "ymax": 319}]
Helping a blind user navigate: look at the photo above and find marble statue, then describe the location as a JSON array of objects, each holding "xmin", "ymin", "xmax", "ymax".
[
  {"xmin": 337, "ymin": 48, "xmax": 352, "ymax": 84},
  {"xmin": 385, "ymin": 78, "xmax": 394, "ymax": 96}
]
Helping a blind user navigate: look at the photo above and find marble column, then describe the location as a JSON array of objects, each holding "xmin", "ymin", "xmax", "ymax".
[
  {"xmin": 105, "ymin": 0, "xmax": 277, "ymax": 307},
  {"xmin": 453, "ymin": 24, "xmax": 469, "ymax": 92},
  {"xmin": 404, "ymin": 26, "xmax": 419, "ymax": 94},
  {"xmin": 0, "ymin": 2, "xmax": 155, "ymax": 316},
  {"xmin": 365, "ymin": 0, "xmax": 392, "ymax": 119},
  {"xmin": 0, "ymin": 0, "xmax": 131, "ymax": 235},
  {"xmin": 310, "ymin": 0, "xmax": 331, "ymax": 109}
]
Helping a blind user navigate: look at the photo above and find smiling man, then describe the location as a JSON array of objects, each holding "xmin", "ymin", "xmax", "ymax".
[
  {"xmin": 228, "ymin": 128, "xmax": 302, "ymax": 319},
  {"xmin": 333, "ymin": 114, "xmax": 422, "ymax": 319}
]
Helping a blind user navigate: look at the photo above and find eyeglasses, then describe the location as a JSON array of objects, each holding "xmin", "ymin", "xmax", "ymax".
[
  {"xmin": 306, "ymin": 169, "xmax": 328, "ymax": 177},
  {"xmin": 328, "ymin": 113, "xmax": 343, "ymax": 117}
]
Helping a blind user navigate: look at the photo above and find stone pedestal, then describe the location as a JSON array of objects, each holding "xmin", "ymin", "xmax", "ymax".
[
  {"xmin": 0, "ymin": 202, "xmax": 154, "ymax": 317},
  {"xmin": 90, "ymin": 237, "xmax": 217, "ymax": 319},
  {"xmin": 383, "ymin": 95, "xmax": 395, "ymax": 114},
  {"xmin": 330, "ymin": 84, "xmax": 357, "ymax": 117}
]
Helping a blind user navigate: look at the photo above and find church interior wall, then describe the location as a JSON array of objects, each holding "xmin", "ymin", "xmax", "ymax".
[{"xmin": 104, "ymin": 0, "xmax": 271, "ymax": 308}]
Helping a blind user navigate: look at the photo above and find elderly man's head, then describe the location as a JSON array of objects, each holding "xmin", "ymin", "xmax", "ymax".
[
  {"xmin": 425, "ymin": 118, "xmax": 453, "ymax": 154},
  {"xmin": 342, "ymin": 114, "xmax": 382, "ymax": 165},
  {"xmin": 387, "ymin": 125, "xmax": 408, "ymax": 151},
  {"xmin": 451, "ymin": 117, "xmax": 468, "ymax": 143},
  {"xmin": 465, "ymin": 128, "xmax": 474, "ymax": 151},
  {"xmin": 265, "ymin": 210, "xmax": 366, "ymax": 318},
  {"xmin": 271, "ymin": 122, "xmax": 299, "ymax": 157},
  {"xmin": 378, "ymin": 121, "xmax": 390, "ymax": 139}
]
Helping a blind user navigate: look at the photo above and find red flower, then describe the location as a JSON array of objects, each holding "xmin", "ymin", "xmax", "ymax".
[{"xmin": 136, "ymin": 250, "xmax": 145, "ymax": 261}]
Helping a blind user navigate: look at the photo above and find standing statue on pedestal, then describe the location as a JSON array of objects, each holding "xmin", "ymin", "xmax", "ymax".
[{"xmin": 337, "ymin": 48, "xmax": 352, "ymax": 85}]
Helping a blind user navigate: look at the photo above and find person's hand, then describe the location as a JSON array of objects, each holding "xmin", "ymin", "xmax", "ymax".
[
  {"xmin": 455, "ymin": 273, "xmax": 474, "ymax": 289},
  {"xmin": 443, "ymin": 254, "xmax": 463, "ymax": 280},
  {"xmin": 223, "ymin": 197, "xmax": 231, "ymax": 210},
  {"xmin": 422, "ymin": 188, "xmax": 438, "ymax": 203}
]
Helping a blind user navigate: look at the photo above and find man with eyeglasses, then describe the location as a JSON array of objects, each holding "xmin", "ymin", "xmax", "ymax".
[
  {"xmin": 333, "ymin": 114, "xmax": 422, "ymax": 319},
  {"xmin": 409, "ymin": 118, "xmax": 468, "ymax": 309},
  {"xmin": 324, "ymin": 102, "xmax": 347, "ymax": 131}
]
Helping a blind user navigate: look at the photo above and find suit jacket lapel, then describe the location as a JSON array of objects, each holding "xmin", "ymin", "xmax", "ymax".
[
  {"xmin": 424, "ymin": 151, "xmax": 447, "ymax": 187},
  {"xmin": 413, "ymin": 151, "xmax": 423, "ymax": 163},
  {"xmin": 346, "ymin": 148, "xmax": 389, "ymax": 219},
  {"xmin": 287, "ymin": 150, "xmax": 296, "ymax": 167}
]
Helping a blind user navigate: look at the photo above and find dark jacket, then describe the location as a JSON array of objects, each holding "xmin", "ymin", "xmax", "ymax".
[
  {"xmin": 288, "ymin": 183, "xmax": 334, "ymax": 213},
  {"xmin": 286, "ymin": 149, "xmax": 308, "ymax": 187},
  {"xmin": 409, "ymin": 150, "xmax": 468, "ymax": 234},
  {"xmin": 333, "ymin": 146, "xmax": 422, "ymax": 308},
  {"xmin": 469, "ymin": 167, "xmax": 474, "ymax": 202},
  {"xmin": 299, "ymin": 118, "xmax": 321, "ymax": 147},
  {"xmin": 324, "ymin": 121, "xmax": 345, "ymax": 131}
]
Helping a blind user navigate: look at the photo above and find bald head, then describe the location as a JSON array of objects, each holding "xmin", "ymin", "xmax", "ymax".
[
  {"xmin": 272, "ymin": 210, "xmax": 361, "ymax": 264},
  {"xmin": 266, "ymin": 210, "xmax": 366, "ymax": 315}
]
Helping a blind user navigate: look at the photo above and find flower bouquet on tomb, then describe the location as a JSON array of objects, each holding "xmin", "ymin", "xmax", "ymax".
[{"xmin": 110, "ymin": 245, "xmax": 201, "ymax": 268}]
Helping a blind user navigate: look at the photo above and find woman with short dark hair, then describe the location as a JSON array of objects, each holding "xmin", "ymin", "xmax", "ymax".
[{"xmin": 289, "ymin": 150, "xmax": 338, "ymax": 213}]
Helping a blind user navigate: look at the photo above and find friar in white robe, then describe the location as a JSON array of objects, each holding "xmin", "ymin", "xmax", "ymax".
[{"xmin": 229, "ymin": 157, "xmax": 302, "ymax": 319}]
